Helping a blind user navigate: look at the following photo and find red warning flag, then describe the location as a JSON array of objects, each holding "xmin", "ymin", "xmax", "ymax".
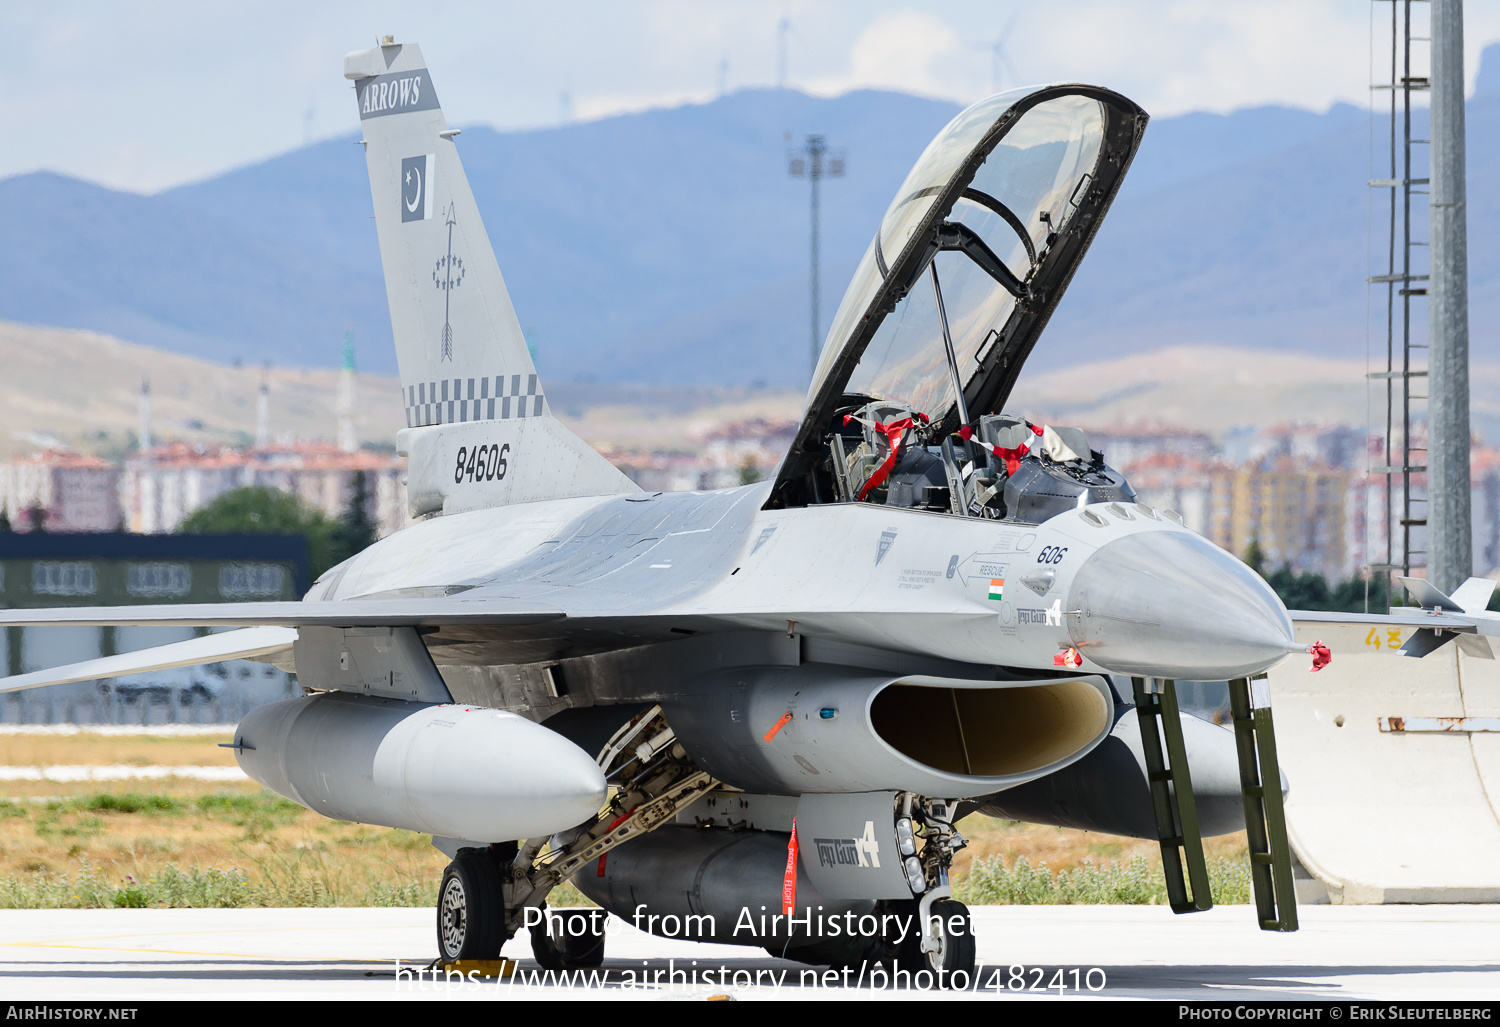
[
  {"xmin": 855, "ymin": 417, "xmax": 915, "ymax": 501},
  {"xmin": 1053, "ymin": 646, "xmax": 1083, "ymax": 669},
  {"xmin": 1308, "ymin": 640, "xmax": 1332, "ymax": 672},
  {"xmin": 958, "ymin": 421, "xmax": 1046, "ymax": 475},
  {"xmin": 782, "ymin": 818, "xmax": 799, "ymax": 915},
  {"xmin": 763, "ymin": 711, "xmax": 793, "ymax": 742}
]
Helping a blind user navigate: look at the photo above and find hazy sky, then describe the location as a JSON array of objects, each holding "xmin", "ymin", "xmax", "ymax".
[{"xmin": 5, "ymin": 1, "xmax": 1498, "ymax": 193}]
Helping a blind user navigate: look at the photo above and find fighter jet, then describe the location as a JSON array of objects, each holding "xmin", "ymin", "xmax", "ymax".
[{"xmin": 0, "ymin": 40, "xmax": 1310, "ymax": 982}]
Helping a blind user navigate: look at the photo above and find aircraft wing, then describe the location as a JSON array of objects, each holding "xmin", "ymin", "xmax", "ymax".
[
  {"xmin": 1288, "ymin": 606, "xmax": 1492, "ymax": 659},
  {"xmin": 0, "ymin": 600, "xmax": 564, "ymax": 629},
  {"xmin": 0, "ymin": 599, "xmax": 570, "ymax": 697},
  {"xmin": 0, "ymin": 626, "xmax": 297, "ymax": 694},
  {"xmin": 1287, "ymin": 609, "xmax": 1480, "ymax": 631}
]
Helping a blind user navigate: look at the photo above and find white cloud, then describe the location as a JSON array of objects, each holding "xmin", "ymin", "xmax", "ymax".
[
  {"xmin": 3, "ymin": 0, "xmax": 1499, "ymax": 192},
  {"xmin": 802, "ymin": 9, "xmax": 963, "ymax": 99}
]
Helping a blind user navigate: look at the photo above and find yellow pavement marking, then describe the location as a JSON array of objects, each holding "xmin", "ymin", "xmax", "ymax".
[{"xmin": 3, "ymin": 923, "xmax": 422, "ymax": 961}]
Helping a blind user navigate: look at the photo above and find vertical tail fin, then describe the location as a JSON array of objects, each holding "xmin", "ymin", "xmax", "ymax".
[{"xmin": 344, "ymin": 41, "xmax": 635, "ymax": 513}]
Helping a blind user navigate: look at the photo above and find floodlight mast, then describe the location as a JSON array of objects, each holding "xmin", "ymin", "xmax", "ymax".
[
  {"xmin": 1427, "ymin": 0, "xmax": 1471, "ymax": 594},
  {"xmin": 788, "ymin": 135, "xmax": 844, "ymax": 382}
]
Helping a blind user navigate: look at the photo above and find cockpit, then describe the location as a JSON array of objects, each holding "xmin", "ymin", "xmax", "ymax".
[{"xmin": 767, "ymin": 85, "xmax": 1149, "ymax": 525}]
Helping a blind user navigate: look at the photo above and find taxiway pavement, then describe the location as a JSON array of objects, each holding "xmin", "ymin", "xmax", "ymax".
[{"xmin": 0, "ymin": 905, "xmax": 1495, "ymax": 1001}]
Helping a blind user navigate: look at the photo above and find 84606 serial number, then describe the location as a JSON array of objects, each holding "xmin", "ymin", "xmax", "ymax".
[{"xmin": 454, "ymin": 443, "xmax": 510, "ymax": 484}]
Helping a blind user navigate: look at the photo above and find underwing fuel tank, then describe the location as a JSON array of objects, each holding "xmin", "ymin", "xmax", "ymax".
[
  {"xmin": 233, "ymin": 692, "xmax": 607, "ymax": 842},
  {"xmin": 665, "ymin": 668, "xmax": 1114, "ymax": 797}
]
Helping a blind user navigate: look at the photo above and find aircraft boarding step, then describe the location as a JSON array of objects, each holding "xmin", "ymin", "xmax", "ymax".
[
  {"xmin": 1228, "ymin": 675, "xmax": 1298, "ymax": 932},
  {"xmin": 1131, "ymin": 677, "xmax": 1213, "ymax": 914}
]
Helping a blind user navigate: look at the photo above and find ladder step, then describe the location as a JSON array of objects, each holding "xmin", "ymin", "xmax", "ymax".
[
  {"xmin": 1250, "ymin": 853, "xmax": 1275, "ymax": 865},
  {"xmin": 1149, "ymin": 770, "xmax": 1173, "ymax": 782}
]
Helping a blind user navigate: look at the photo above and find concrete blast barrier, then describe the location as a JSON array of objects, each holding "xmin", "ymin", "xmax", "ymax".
[{"xmin": 1268, "ymin": 618, "xmax": 1500, "ymax": 903}]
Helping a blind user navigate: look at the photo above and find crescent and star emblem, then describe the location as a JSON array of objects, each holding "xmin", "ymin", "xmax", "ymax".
[{"xmin": 404, "ymin": 166, "xmax": 422, "ymax": 213}]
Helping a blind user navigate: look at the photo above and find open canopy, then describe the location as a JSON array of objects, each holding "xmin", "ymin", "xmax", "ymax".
[{"xmin": 769, "ymin": 85, "xmax": 1148, "ymax": 509}]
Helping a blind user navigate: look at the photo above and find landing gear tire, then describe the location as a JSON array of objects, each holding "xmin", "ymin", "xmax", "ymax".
[
  {"xmin": 897, "ymin": 898, "xmax": 976, "ymax": 986},
  {"xmin": 530, "ymin": 904, "xmax": 606, "ymax": 970},
  {"xmin": 437, "ymin": 850, "xmax": 505, "ymax": 962}
]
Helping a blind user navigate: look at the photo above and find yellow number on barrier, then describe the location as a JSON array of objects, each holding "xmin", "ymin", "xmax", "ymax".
[
  {"xmin": 1387, "ymin": 628, "xmax": 1403, "ymax": 649},
  {"xmin": 1366, "ymin": 627, "xmax": 1381, "ymax": 649}
]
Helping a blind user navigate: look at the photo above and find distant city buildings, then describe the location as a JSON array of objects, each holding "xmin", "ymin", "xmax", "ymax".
[
  {"xmin": 604, "ymin": 417, "xmax": 798, "ymax": 492},
  {"xmin": 0, "ymin": 451, "xmax": 122, "ymax": 532},
  {"xmin": 122, "ymin": 442, "xmax": 409, "ymax": 537},
  {"xmin": 3, "ymin": 414, "xmax": 1496, "ymax": 590},
  {"xmin": 1094, "ymin": 424, "xmax": 1370, "ymax": 581},
  {"xmin": 1091, "ymin": 421, "xmax": 1500, "ymax": 583},
  {"xmin": 0, "ymin": 443, "xmax": 408, "ymax": 538}
]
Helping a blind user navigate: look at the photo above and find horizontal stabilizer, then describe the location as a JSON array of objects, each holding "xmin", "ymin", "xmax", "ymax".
[
  {"xmin": 0, "ymin": 626, "xmax": 297, "ymax": 694},
  {"xmin": 0, "ymin": 599, "xmax": 565, "ymax": 629},
  {"xmin": 1449, "ymin": 577, "xmax": 1499, "ymax": 614},
  {"xmin": 1399, "ymin": 627, "xmax": 1459, "ymax": 659},
  {"xmin": 1398, "ymin": 576, "xmax": 1465, "ymax": 613}
]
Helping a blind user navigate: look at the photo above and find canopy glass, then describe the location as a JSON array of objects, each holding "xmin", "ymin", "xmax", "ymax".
[{"xmin": 771, "ymin": 84, "xmax": 1146, "ymax": 509}]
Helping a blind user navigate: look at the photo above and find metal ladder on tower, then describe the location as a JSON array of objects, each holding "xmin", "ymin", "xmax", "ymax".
[{"xmin": 1366, "ymin": 0, "xmax": 1433, "ymax": 601}]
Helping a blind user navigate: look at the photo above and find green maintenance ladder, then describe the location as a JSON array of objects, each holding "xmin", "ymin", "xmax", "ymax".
[
  {"xmin": 1133, "ymin": 675, "xmax": 1298, "ymax": 931},
  {"xmin": 1228, "ymin": 674, "xmax": 1298, "ymax": 932},
  {"xmin": 1132, "ymin": 677, "xmax": 1213, "ymax": 913}
]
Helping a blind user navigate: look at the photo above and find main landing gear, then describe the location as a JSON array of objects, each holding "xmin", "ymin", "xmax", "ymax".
[
  {"xmin": 529, "ymin": 906, "xmax": 607, "ymax": 970},
  {"xmin": 435, "ymin": 848, "xmax": 608, "ymax": 969},
  {"xmin": 435, "ymin": 707, "xmax": 715, "ymax": 968},
  {"xmin": 436, "ymin": 848, "xmax": 507, "ymax": 961}
]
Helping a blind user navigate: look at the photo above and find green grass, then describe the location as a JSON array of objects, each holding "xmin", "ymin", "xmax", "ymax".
[
  {"xmin": 0, "ymin": 856, "xmax": 437, "ymax": 909},
  {"xmin": 82, "ymin": 793, "xmax": 183, "ymax": 815},
  {"xmin": 0, "ymin": 856, "xmax": 598, "ymax": 910},
  {"xmin": 954, "ymin": 853, "xmax": 1252, "ymax": 905},
  {"xmin": 0, "ymin": 789, "xmax": 1257, "ymax": 909},
  {"xmin": 0, "ymin": 854, "xmax": 1252, "ymax": 909}
]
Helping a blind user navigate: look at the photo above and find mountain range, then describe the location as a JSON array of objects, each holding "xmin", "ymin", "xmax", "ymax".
[{"xmin": 1, "ymin": 45, "xmax": 1497, "ymax": 392}]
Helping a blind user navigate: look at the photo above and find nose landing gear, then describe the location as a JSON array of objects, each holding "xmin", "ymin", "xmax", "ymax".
[{"xmin": 898, "ymin": 897, "xmax": 976, "ymax": 978}]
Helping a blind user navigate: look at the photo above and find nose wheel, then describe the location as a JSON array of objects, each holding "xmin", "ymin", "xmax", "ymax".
[
  {"xmin": 437, "ymin": 849, "xmax": 505, "ymax": 961},
  {"xmin": 897, "ymin": 898, "xmax": 976, "ymax": 983}
]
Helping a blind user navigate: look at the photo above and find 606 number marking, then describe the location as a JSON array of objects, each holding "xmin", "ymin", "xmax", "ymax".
[
  {"xmin": 455, "ymin": 443, "xmax": 510, "ymax": 484},
  {"xmin": 1036, "ymin": 546, "xmax": 1068, "ymax": 565}
]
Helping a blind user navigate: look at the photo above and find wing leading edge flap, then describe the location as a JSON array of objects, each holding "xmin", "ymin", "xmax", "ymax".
[{"xmin": 0, "ymin": 626, "xmax": 297, "ymax": 695}]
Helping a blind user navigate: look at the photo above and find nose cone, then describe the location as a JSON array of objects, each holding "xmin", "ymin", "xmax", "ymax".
[{"xmin": 1068, "ymin": 530, "xmax": 1296, "ymax": 680}]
